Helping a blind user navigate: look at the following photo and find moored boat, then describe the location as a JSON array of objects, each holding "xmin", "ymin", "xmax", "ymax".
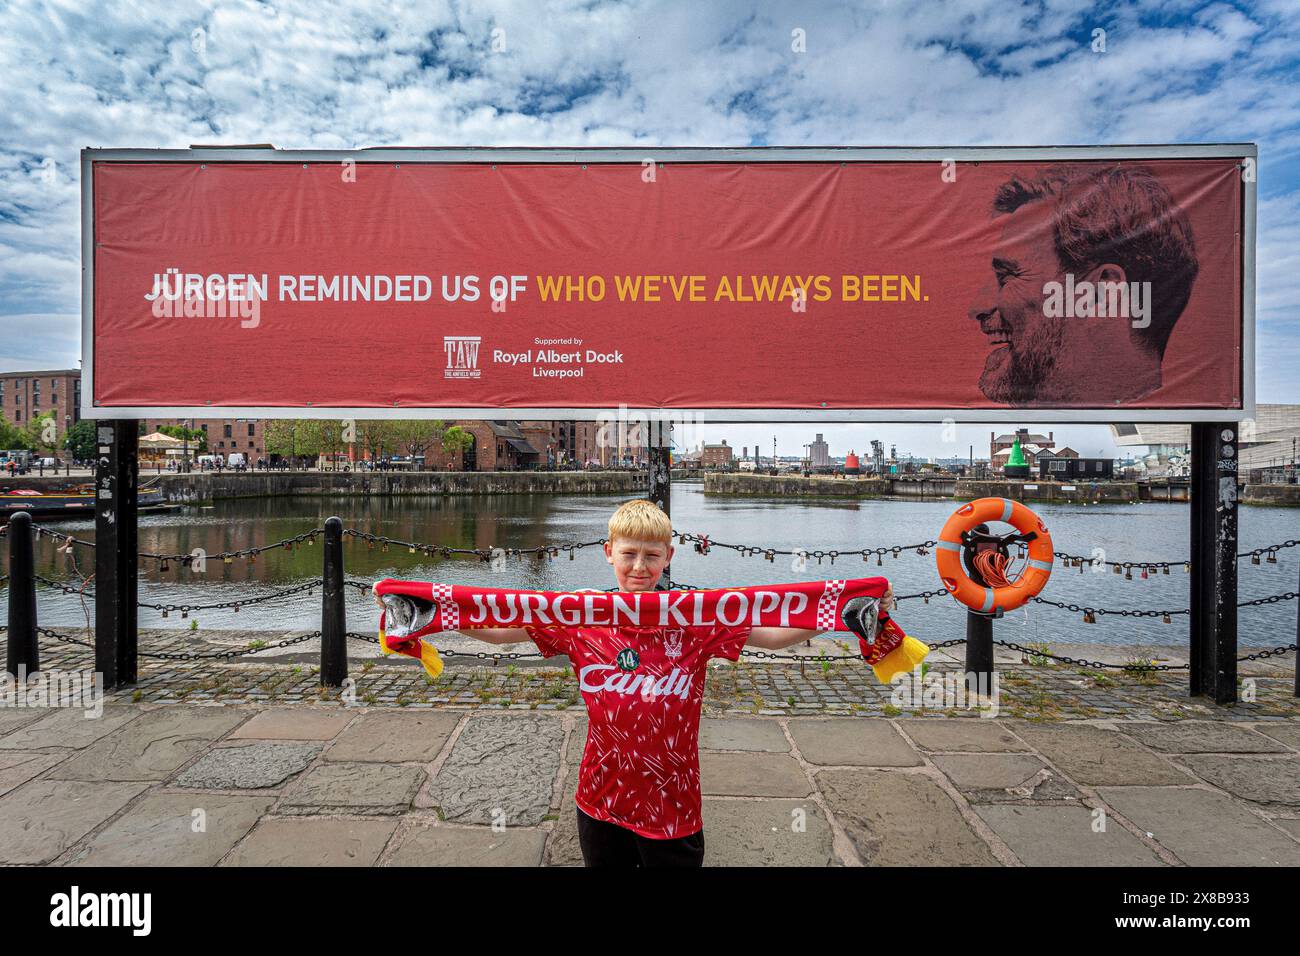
[{"xmin": 0, "ymin": 483, "xmax": 169, "ymax": 520}]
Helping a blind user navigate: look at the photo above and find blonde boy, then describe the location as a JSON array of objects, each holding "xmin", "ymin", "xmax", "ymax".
[{"xmin": 450, "ymin": 498, "xmax": 892, "ymax": 867}]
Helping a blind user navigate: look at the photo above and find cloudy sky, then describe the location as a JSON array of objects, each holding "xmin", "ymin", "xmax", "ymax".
[{"xmin": 2, "ymin": 0, "xmax": 1296, "ymax": 459}]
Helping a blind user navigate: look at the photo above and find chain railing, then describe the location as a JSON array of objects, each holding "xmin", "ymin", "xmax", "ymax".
[
  {"xmin": 39, "ymin": 625, "xmax": 321, "ymax": 661},
  {"xmin": 341, "ymin": 527, "xmax": 605, "ymax": 562},
  {"xmin": 4, "ymin": 517, "xmax": 1297, "ymax": 689},
  {"xmin": 8, "ymin": 517, "xmax": 1300, "ymax": 571}
]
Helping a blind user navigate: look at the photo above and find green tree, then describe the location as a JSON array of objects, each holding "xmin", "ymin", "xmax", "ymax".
[
  {"xmin": 0, "ymin": 417, "xmax": 32, "ymax": 451},
  {"xmin": 442, "ymin": 425, "xmax": 475, "ymax": 470},
  {"xmin": 264, "ymin": 420, "xmax": 323, "ymax": 460},
  {"xmin": 391, "ymin": 420, "xmax": 447, "ymax": 466},
  {"xmin": 24, "ymin": 411, "xmax": 58, "ymax": 454},
  {"xmin": 62, "ymin": 420, "xmax": 97, "ymax": 461},
  {"xmin": 356, "ymin": 420, "xmax": 394, "ymax": 462},
  {"xmin": 157, "ymin": 424, "xmax": 207, "ymax": 448},
  {"xmin": 317, "ymin": 420, "xmax": 347, "ymax": 466}
]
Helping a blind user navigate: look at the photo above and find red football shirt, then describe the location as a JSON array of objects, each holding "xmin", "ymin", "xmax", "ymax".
[{"xmin": 524, "ymin": 618, "xmax": 752, "ymax": 839}]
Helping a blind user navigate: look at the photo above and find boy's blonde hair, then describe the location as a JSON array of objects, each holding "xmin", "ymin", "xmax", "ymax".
[{"xmin": 608, "ymin": 499, "xmax": 673, "ymax": 546}]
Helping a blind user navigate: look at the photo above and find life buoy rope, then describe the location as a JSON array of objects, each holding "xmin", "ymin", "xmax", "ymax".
[{"xmin": 936, "ymin": 497, "xmax": 1053, "ymax": 614}]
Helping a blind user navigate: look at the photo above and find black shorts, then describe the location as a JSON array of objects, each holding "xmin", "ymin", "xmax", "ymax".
[{"xmin": 576, "ymin": 806, "xmax": 705, "ymax": 867}]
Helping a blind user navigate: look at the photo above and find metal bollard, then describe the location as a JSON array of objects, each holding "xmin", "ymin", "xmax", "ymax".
[
  {"xmin": 320, "ymin": 516, "xmax": 346, "ymax": 687},
  {"xmin": 5, "ymin": 511, "xmax": 39, "ymax": 677}
]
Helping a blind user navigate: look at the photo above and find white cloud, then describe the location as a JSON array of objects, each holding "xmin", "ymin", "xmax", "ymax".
[{"xmin": 1, "ymin": 0, "xmax": 1296, "ymax": 443}]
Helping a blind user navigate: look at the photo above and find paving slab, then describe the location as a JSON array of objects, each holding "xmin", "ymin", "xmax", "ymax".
[
  {"xmin": 0, "ymin": 750, "xmax": 67, "ymax": 797},
  {"xmin": 172, "ymin": 741, "xmax": 322, "ymax": 789},
  {"xmin": 222, "ymin": 817, "xmax": 398, "ymax": 866},
  {"xmin": 544, "ymin": 765, "xmax": 583, "ymax": 867},
  {"xmin": 701, "ymin": 798, "xmax": 835, "ymax": 866},
  {"xmin": 930, "ymin": 753, "xmax": 1046, "ymax": 790},
  {"xmin": 1251, "ymin": 724, "xmax": 1300, "ymax": 749},
  {"xmin": 1271, "ymin": 818, "xmax": 1300, "ymax": 839},
  {"xmin": 280, "ymin": 761, "xmax": 423, "ymax": 814},
  {"xmin": 228, "ymin": 708, "xmax": 354, "ymax": 740},
  {"xmin": 700, "ymin": 752, "xmax": 812, "ymax": 797},
  {"xmin": 818, "ymin": 768, "xmax": 998, "ymax": 865},
  {"xmin": 788, "ymin": 719, "xmax": 922, "ymax": 767},
  {"xmin": 46, "ymin": 707, "xmax": 249, "ymax": 781},
  {"xmin": 65, "ymin": 793, "xmax": 274, "ymax": 866},
  {"xmin": 1176, "ymin": 755, "xmax": 1300, "ymax": 808},
  {"xmin": 385, "ymin": 823, "xmax": 547, "ymax": 866},
  {"xmin": 0, "ymin": 779, "xmax": 150, "ymax": 864},
  {"xmin": 0, "ymin": 709, "xmax": 47, "ymax": 737},
  {"xmin": 1005, "ymin": 722, "xmax": 1190, "ymax": 786},
  {"xmin": 897, "ymin": 718, "xmax": 1032, "ymax": 753},
  {"xmin": 427, "ymin": 714, "xmax": 563, "ymax": 826},
  {"xmin": 324, "ymin": 711, "xmax": 460, "ymax": 762},
  {"xmin": 974, "ymin": 805, "xmax": 1164, "ymax": 865},
  {"xmin": 0, "ymin": 705, "xmax": 139, "ymax": 750},
  {"xmin": 1097, "ymin": 786, "xmax": 1300, "ymax": 865},
  {"xmin": 1119, "ymin": 721, "xmax": 1289, "ymax": 753},
  {"xmin": 699, "ymin": 717, "xmax": 790, "ymax": 752}
]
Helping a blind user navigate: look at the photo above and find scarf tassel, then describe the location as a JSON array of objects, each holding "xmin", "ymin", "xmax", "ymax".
[{"xmin": 860, "ymin": 616, "xmax": 930, "ymax": 683}]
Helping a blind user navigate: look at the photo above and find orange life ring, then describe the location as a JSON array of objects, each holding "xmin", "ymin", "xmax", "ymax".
[{"xmin": 935, "ymin": 498, "xmax": 1053, "ymax": 613}]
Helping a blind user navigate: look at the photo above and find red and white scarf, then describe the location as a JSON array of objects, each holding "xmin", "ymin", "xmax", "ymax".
[{"xmin": 373, "ymin": 577, "xmax": 929, "ymax": 682}]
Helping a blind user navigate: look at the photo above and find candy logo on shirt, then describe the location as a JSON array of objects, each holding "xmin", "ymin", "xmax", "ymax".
[
  {"xmin": 615, "ymin": 648, "xmax": 640, "ymax": 671},
  {"xmin": 578, "ymin": 664, "xmax": 692, "ymax": 699}
]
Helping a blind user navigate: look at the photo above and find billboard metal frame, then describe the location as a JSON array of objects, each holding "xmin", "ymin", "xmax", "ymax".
[{"xmin": 81, "ymin": 144, "xmax": 1256, "ymax": 424}]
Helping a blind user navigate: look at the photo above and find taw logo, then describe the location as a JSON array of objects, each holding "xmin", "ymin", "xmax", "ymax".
[{"xmin": 444, "ymin": 335, "xmax": 481, "ymax": 379}]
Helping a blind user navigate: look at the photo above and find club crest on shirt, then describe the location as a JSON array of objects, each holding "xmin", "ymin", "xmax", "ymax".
[
  {"xmin": 615, "ymin": 648, "xmax": 640, "ymax": 671},
  {"xmin": 663, "ymin": 628, "xmax": 684, "ymax": 660}
]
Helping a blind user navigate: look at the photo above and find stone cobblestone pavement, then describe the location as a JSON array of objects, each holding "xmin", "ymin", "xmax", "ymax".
[
  {"xmin": 22, "ymin": 628, "xmax": 1300, "ymax": 721},
  {"xmin": 0, "ymin": 628, "xmax": 1296, "ymax": 865}
]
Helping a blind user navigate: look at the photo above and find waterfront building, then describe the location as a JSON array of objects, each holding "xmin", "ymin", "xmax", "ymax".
[
  {"xmin": 0, "ymin": 369, "xmax": 82, "ymax": 442},
  {"xmin": 701, "ymin": 439, "xmax": 734, "ymax": 467},
  {"xmin": 808, "ymin": 433, "xmax": 830, "ymax": 467},
  {"xmin": 1112, "ymin": 405, "xmax": 1300, "ymax": 482}
]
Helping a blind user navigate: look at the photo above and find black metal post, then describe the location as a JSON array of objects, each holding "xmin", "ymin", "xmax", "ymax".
[
  {"xmin": 648, "ymin": 419, "xmax": 672, "ymax": 580},
  {"xmin": 320, "ymin": 516, "xmax": 346, "ymax": 686},
  {"xmin": 5, "ymin": 511, "xmax": 39, "ymax": 677},
  {"xmin": 95, "ymin": 420, "xmax": 138, "ymax": 689},
  {"xmin": 1189, "ymin": 423, "xmax": 1238, "ymax": 703},
  {"xmin": 964, "ymin": 610, "xmax": 993, "ymax": 690}
]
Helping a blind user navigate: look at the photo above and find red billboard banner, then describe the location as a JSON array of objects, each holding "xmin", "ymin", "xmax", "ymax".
[{"xmin": 83, "ymin": 147, "xmax": 1254, "ymax": 422}]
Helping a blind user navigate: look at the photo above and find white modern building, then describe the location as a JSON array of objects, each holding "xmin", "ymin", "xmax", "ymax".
[{"xmin": 1111, "ymin": 405, "xmax": 1300, "ymax": 480}]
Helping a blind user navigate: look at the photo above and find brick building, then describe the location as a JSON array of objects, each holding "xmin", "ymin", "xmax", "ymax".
[
  {"xmin": 0, "ymin": 369, "xmax": 82, "ymax": 442},
  {"xmin": 1, "ymin": 364, "xmax": 612, "ymax": 471},
  {"xmin": 143, "ymin": 418, "xmax": 266, "ymax": 460},
  {"xmin": 701, "ymin": 439, "xmax": 734, "ymax": 467},
  {"xmin": 990, "ymin": 428, "xmax": 1053, "ymax": 463}
]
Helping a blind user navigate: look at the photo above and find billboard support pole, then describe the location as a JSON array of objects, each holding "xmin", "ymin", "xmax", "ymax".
[
  {"xmin": 95, "ymin": 419, "xmax": 138, "ymax": 690},
  {"xmin": 649, "ymin": 420, "xmax": 672, "ymax": 582},
  {"xmin": 1189, "ymin": 422, "xmax": 1237, "ymax": 703}
]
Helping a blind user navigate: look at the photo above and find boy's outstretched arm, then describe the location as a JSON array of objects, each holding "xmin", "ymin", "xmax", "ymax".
[
  {"xmin": 452, "ymin": 627, "xmax": 531, "ymax": 645},
  {"xmin": 745, "ymin": 584, "xmax": 894, "ymax": 650}
]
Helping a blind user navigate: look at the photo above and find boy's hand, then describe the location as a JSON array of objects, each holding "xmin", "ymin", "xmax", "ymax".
[{"xmin": 882, "ymin": 583, "xmax": 895, "ymax": 613}]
